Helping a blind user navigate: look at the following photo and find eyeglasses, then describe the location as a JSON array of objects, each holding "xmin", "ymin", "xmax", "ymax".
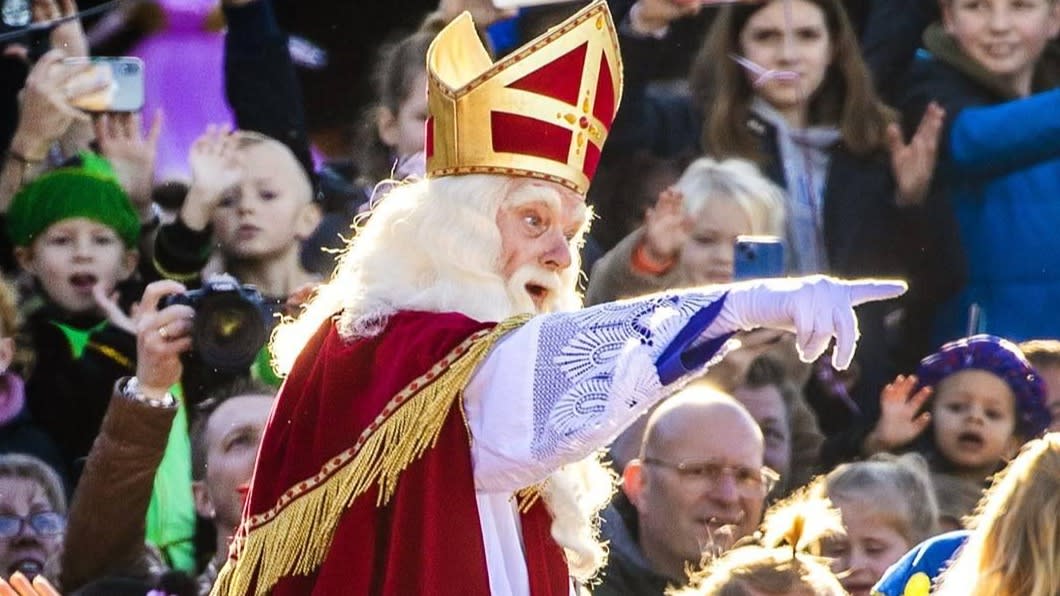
[
  {"xmin": 642, "ymin": 458, "xmax": 780, "ymax": 496},
  {"xmin": 0, "ymin": 512, "xmax": 65, "ymax": 538}
]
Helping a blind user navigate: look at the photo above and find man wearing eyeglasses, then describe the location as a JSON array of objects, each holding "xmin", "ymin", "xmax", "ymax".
[{"xmin": 597, "ymin": 386, "xmax": 772, "ymax": 595}]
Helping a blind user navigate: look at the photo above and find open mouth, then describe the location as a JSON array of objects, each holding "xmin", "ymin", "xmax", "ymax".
[
  {"xmin": 525, "ymin": 283, "xmax": 549, "ymax": 304},
  {"xmin": 8, "ymin": 557, "xmax": 44, "ymax": 578},
  {"xmin": 69, "ymin": 273, "xmax": 97, "ymax": 292},
  {"xmin": 957, "ymin": 431, "xmax": 985, "ymax": 449}
]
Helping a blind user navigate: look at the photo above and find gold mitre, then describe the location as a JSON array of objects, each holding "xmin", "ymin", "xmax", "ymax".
[{"xmin": 425, "ymin": 0, "xmax": 623, "ymax": 196}]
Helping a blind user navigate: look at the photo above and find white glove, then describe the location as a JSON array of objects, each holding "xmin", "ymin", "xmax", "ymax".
[{"xmin": 710, "ymin": 275, "xmax": 907, "ymax": 369}]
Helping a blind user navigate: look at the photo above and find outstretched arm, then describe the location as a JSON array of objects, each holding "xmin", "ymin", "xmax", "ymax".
[{"xmin": 466, "ymin": 276, "xmax": 906, "ymax": 491}]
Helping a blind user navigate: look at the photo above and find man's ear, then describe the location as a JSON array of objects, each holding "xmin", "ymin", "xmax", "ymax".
[
  {"xmin": 622, "ymin": 459, "xmax": 649, "ymax": 512},
  {"xmin": 192, "ymin": 480, "xmax": 215, "ymax": 519},
  {"xmin": 294, "ymin": 202, "xmax": 323, "ymax": 242},
  {"xmin": 13, "ymin": 246, "xmax": 34, "ymax": 274},
  {"xmin": 376, "ymin": 106, "xmax": 400, "ymax": 149},
  {"xmin": 119, "ymin": 249, "xmax": 139, "ymax": 281}
]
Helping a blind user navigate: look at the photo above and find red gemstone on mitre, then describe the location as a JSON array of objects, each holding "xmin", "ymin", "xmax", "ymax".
[{"xmin": 578, "ymin": 116, "xmax": 589, "ymax": 129}]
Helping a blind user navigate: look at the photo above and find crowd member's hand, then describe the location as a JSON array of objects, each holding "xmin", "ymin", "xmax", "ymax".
[
  {"xmin": 863, "ymin": 374, "xmax": 932, "ymax": 455},
  {"xmin": 95, "ymin": 110, "xmax": 163, "ymax": 221},
  {"xmin": 438, "ymin": 0, "xmax": 517, "ymax": 28},
  {"xmin": 714, "ymin": 275, "xmax": 908, "ymax": 369},
  {"xmin": 629, "ymin": 0, "xmax": 701, "ymax": 35},
  {"xmin": 34, "ymin": 0, "xmax": 89, "ymax": 57},
  {"xmin": 134, "ymin": 280, "xmax": 194, "ymax": 400},
  {"xmin": 8, "ymin": 50, "xmax": 105, "ymax": 162},
  {"xmin": 183, "ymin": 124, "xmax": 242, "ymax": 231},
  {"xmin": 0, "ymin": 572, "xmax": 61, "ymax": 596},
  {"xmin": 641, "ymin": 187, "xmax": 689, "ymax": 266},
  {"xmin": 889, "ymin": 101, "xmax": 945, "ymax": 207}
]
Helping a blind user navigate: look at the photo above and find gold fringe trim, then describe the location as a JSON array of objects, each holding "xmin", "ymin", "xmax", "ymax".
[{"xmin": 211, "ymin": 315, "xmax": 529, "ymax": 596}]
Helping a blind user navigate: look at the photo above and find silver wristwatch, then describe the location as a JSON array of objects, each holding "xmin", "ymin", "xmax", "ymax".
[{"xmin": 121, "ymin": 377, "xmax": 177, "ymax": 408}]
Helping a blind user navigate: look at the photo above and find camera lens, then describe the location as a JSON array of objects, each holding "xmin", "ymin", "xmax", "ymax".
[{"xmin": 193, "ymin": 293, "xmax": 267, "ymax": 371}]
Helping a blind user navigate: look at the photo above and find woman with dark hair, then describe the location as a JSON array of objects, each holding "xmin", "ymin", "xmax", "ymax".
[{"xmin": 607, "ymin": 0, "xmax": 950, "ymax": 443}]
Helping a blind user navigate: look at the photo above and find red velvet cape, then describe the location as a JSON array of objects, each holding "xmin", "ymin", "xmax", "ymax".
[{"xmin": 213, "ymin": 311, "xmax": 569, "ymax": 595}]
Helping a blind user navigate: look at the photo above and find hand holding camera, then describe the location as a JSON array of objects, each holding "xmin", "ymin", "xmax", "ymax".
[{"xmin": 135, "ymin": 280, "xmax": 195, "ymax": 401}]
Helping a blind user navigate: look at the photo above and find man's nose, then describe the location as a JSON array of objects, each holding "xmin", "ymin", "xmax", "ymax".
[
  {"xmin": 706, "ymin": 473, "xmax": 741, "ymax": 504},
  {"xmin": 540, "ymin": 232, "xmax": 572, "ymax": 271}
]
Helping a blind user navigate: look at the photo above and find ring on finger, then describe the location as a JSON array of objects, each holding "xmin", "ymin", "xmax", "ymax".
[{"xmin": 158, "ymin": 325, "xmax": 169, "ymax": 340}]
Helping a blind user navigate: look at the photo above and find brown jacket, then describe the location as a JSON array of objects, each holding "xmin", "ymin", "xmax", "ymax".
[{"xmin": 59, "ymin": 380, "xmax": 175, "ymax": 592}]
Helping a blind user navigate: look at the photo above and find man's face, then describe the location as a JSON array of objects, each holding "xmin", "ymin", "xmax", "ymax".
[
  {"xmin": 495, "ymin": 181, "xmax": 587, "ymax": 313},
  {"xmin": 732, "ymin": 383, "xmax": 790, "ymax": 485},
  {"xmin": 18, "ymin": 217, "xmax": 136, "ymax": 315},
  {"xmin": 212, "ymin": 142, "xmax": 320, "ymax": 263},
  {"xmin": 628, "ymin": 402, "xmax": 767, "ymax": 577},
  {"xmin": 0, "ymin": 477, "xmax": 62, "ymax": 579},
  {"xmin": 194, "ymin": 394, "xmax": 274, "ymax": 532}
]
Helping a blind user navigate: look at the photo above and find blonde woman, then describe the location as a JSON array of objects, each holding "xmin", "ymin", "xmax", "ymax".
[{"xmin": 932, "ymin": 433, "xmax": 1060, "ymax": 596}]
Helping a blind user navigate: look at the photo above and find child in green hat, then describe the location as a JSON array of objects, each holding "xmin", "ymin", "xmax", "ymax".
[{"xmin": 6, "ymin": 151, "xmax": 142, "ymax": 479}]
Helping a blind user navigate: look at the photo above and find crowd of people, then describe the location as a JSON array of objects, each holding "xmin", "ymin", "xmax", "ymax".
[{"xmin": 0, "ymin": 0, "xmax": 1055, "ymax": 594}]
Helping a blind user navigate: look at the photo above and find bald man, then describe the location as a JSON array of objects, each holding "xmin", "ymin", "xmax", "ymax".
[{"xmin": 597, "ymin": 386, "xmax": 773, "ymax": 595}]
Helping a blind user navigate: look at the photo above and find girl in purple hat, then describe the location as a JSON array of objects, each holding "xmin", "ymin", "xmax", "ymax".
[{"xmin": 861, "ymin": 335, "xmax": 1052, "ymax": 513}]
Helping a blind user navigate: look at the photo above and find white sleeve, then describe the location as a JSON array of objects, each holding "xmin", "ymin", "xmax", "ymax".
[{"xmin": 464, "ymin": 290, "xmax": 734, "ymax": 492}]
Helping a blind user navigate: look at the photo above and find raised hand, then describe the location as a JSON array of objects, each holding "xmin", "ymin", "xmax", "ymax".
[
  {"xmin": 183, "ymin": 124, "xmax": 242, "ymax": 230},
  {"xmin": 134, "ymin": 280, "xmax": 195, "ymax": 400},
  {"xmin": 34, "ymin": 0, "xmax": 89, "ymax": 57},
  {"xmin": 889, "ymin": 101, "xmax": 945, "ymax": 207},
  {"xmin": 437, "ymin": 0, "xmax": 517, "ymax": 28},
  {"xmin": 863, "ymin": 374, "xmax": 933, "ymax": 454},
  {"xmin": 10, "ymin": 50, "xmax": 107, "ymax": 159},
  {"xmin": 94, "ymin": 110, "xmax": 163, "ymax": 221},
  {"xmin": 642, "ymin": 187, "xmax": 690, "ymax": 266},
  {"xmin": 629, "ymin": 0, "xmax": 702, "ymax": 34},
  {"xmin": 715, "ymin": 275, "xmax": 908, "ymax": 369}
]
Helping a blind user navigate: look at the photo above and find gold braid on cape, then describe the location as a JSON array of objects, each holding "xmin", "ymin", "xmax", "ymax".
[{"xmin": 211, "ymin": 315, "xmax": 530, "ymax": 595}]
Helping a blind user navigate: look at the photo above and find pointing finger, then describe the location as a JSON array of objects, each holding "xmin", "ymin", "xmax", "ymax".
[{"xmin": 845, "ymin": 279, "xmax": 907, "ymax": 307}]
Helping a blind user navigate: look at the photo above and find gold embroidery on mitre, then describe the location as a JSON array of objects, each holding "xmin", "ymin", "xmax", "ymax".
[{"xmin": 425, "ymin": 0, "xmax": 623, "ymax": 196}]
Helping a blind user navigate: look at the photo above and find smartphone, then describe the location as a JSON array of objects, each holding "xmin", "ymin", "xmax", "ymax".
[
  {"xmin": 61, "ymin": 57, "xmax": 145, "ymax": 113},
  {"xmin": 733, "ymin": 236, "xmax": 785, "ymax": 281}
]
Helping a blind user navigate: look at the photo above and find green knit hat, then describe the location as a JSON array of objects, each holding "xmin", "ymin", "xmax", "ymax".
[{"xmin": 6, "ymin": 152, "xmax": 141, "ymax": 248}]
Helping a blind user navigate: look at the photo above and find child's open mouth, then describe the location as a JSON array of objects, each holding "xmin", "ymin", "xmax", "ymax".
[
  {"xmin": 69, "ymin": 273, "xmax": 98, "ymax": 292},
  {"xmin": 957, "ymin": 431, "xmax": 985, "ymax": 449}
]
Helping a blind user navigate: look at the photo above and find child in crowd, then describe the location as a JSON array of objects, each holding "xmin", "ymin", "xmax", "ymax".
[
  {"xmin": 815, "ymin": 454, "xmax": 939, "ymax": 596},
  {"xmin": 931, "ymin": 432, "xmax": 1060, "ymax": 596},
  {"xmin": 898, "ymin": 0, "xmax": 1060, "ymax": 342},
  {"xmin": 153, "ymin": 127, "xmax": 321, "ymax": 395},
  {"xmin": 6, "ymin": 153, "xmax": 141, "ymax": 479},
  {"xmin": 586, "ymin": 157, "xmax": 784, "ymax": 304},
  {"xmin": 354, "ymin": 29, "xmax": 436, "ymax": 188},
  {"xmin": 878, "ymin": 433, "xmax": 1060, "ymax": 596},
  {"xmin": 673, "ymin": 493, "xmax": 847, "ymax": 596},
  {"xmin": 863, "ymin": 335, "xmax": 1052, "ymax": 500},
  {"xmin": 1018, "ymin": 339, "xmax": 1060, "ymax": 432}
]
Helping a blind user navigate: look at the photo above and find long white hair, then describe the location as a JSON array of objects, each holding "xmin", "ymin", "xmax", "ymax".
[{"xmin": 272, "ymin": 173, "xmax": 613, "ymax": 580}]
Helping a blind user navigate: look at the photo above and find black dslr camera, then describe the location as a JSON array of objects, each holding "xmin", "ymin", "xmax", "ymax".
[{"xmin": 160, "ymin": 275, "xmax": 268, "ymax": 371}]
